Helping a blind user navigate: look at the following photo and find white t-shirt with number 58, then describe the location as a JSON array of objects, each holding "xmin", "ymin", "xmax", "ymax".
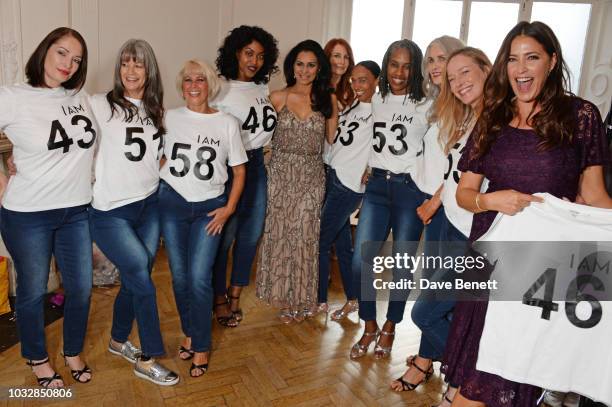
[
  {"xmin": 0, "ymin": 83, "xmax": 96, "ymax": 212},
  {"xmin": 160, "ymin": 107, "xmax": 248, "ymax": 202}
]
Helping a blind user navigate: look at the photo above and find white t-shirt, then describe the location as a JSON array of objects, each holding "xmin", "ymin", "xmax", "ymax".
[
  {"xmin": 322, "ymin": 140, "xmax": 332, "ymax": 165},
  {"xmin": 413, "ymin": 122, "xmax": 447, "ymax": 195},
  {"xmin": 211, "ymin": 80, "xmax": 276, "ymax": 151},
  {"xmin": 0, "ymin": 84, "xmax": 95, "ymax": 211},
  {"xmin": 440, "ymin": 133, "xmax": 474, "ymax": 237},
  {"xmin": 90, "ymin": 94, "xmax": 162, "ymax": 211},
  {"xmin": 476, "ymin": 193, "xmax": 612, "ymax": 406},
  {"xmin": 160, "ymin": 107, "xmax": 248, "ymax": 202},
  {"xmin": 329, "ymin": 100, "xmax": 373, "ymax": 193},
  {"xmin": 368, "ymin": 93, "xmax": 430, "ymax": 174}
]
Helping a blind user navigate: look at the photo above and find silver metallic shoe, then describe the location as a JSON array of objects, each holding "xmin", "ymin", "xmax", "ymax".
[
  {"xmin": 108, "ymin": 340, "xmax": 142, "ymax": 364},
  {"xmin": 134, "ymin": 359, "xmax": 179, "ymax": 386}
]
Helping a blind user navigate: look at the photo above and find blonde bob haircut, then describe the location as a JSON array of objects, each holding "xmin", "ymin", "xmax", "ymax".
[{"xmin": 176, "ymin": 59, "xmax": 221, "ymax": 100}]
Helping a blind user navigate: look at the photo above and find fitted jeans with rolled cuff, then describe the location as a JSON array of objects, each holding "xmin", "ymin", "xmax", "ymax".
[
  {"xmin": 318, "ymin": 168, "xmax": 363, "ymax": 303},
  {"xmin": 159, "ymin": 180, "xmax": 226, "ymax": 353},
  {"xmin": 89, "ymin": 192, "xmax": 165, "ymax": 357},
  {"xmin": 0, "ymin": 205, "xmax": 92, "ymax": 360},
  {"xmin": 213, "ymin": 147, "xmax": 266, "ymax": 296},
  {"xmin": 352, "ymin": 168, "xmax": 427, "ymax": 324},
  {"xmin": 411, "ymin": 214, "xmax": 468, "ymax": 360}
]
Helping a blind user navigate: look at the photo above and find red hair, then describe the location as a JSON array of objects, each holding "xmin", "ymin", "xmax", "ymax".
[{"xmin": 324, "ymin": 38, "xmax": 355, "ymax": 109}]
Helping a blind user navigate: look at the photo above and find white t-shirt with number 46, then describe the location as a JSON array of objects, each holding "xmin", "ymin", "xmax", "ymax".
[
  {"xmin": 0, "ymin": 83, "xmax": 96, "ymax": 212},
  {"xmin": 160, "ymin": 107, "xmax": 248, "ymax": 202},
  {"xmin": 90, "ymin": 94, "xmax": 163, "ymax": 211},
  {"xmin": 211, "ymin": 80, "xmax": 276, "ymax": 151}
]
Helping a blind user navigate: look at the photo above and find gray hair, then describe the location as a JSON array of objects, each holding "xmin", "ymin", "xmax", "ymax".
[{"xmin": 422, "ymin": 36, "xmax": 465, "ymax": 100}]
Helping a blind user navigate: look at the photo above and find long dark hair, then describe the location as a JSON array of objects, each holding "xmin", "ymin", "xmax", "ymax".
[
  {"xmin": 284, "ymin": 40, "xmax": 333, "ymax": 118},
  {"xmin": 324, "ymin": 38, "xmax": 355, "ymax": 108},
  {"xmin": 105, "ymin": 39, "xmax": 165, "ymax": 134},
  {"xmin": 379, "ymin": 39, "xmax": 424, "ymax": 102},
  {"xmin": 473, "ymin": 21, "xmax": 573, "ymax": 158},
  {"xmin": 216, "ymin": 25, "xmax": 279, "ymax": 84},
  {"xmin": 25, "ymin": 27, "xmax": 88, "ymax": 91}
]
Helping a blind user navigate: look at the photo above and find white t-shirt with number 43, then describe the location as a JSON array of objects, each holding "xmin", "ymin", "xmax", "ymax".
[
  {"xmin": 160, "ymin": 107, "xmax": 248, "ymax": 202},
  {"xmin": 0, "ymin": 83, "xmax": 96, "ymax": 212}
]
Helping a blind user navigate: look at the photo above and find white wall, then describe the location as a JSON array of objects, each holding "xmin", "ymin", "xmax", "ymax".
[{"xmin": 0, "ymin": 0, "xmax": 610, "ymax": 114}]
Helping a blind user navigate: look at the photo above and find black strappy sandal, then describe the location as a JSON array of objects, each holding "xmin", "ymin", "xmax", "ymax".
[
  {"xmin": 63, "ymin": 354, "xmax": 92, "ymax": 383},
  {"xmin": 178, "ymin": 345, "xmax": 194, "ymax": 361},
  {"xmin": 214, "ymin": 297, "xmax": 238, "ymax": 328},
  {"xmin": 26, "ymin": 358, "xmax": 64, "ymax": 388},
  {"xmin": 228, "ymin": 294, "xmax": 243, "ymax": 322},
  {"xmin": 189, "ymin": 362, "xmax": 209, "ymax": 377},
  {"xmin": 392, "ymin": 357, "xmax": 433, "ymax": 392}
]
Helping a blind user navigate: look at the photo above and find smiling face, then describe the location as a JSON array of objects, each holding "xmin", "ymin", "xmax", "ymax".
[
  {"xmin": 507, "ymin": 35, "xmax": 556, "ymax": 109},
  {"xmin": 329, "ymin": 43, "xmax": 350, "ymax": 78},
  {"xmin": 293, "ymin": 51, "xmax": 319, "ymax": 86},
  {"xmin": 182, "ymin": 65, "xmax": 208, "ymax": 110},
  {"xmin": 426, "ymin": 43, "xmax": 447, "ymax": 87},
  {"xmin": 236, "ymin": 40, "xmax": 265, "ymax": 82},
  {"xmin": 387, "ymin": 47, "xmax": 411, "ymax": 95},
  {"xmin": 350, "ymin": 65, "xmax": 377, "ymax": 103},
  {"xmin": 121, "ymin": 56, "xmax": 146, "ymax": 99},
  {"xmin": 43, "ymin": 35, "xmax": 83, "ymax": 88},
  {"xmin": 447, "ymin": 53, "xmax": 488, "ymax": 109}
]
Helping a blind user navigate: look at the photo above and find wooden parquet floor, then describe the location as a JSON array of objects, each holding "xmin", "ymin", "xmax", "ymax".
[{"xmin": 0, "ymin": 248, "xmax": 447, "ymax": 406}]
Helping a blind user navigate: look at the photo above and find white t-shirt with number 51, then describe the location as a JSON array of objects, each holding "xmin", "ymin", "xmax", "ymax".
[
  {"xmin": 160, "ymin": 107, "xmax": 248, "ymax": 202},
  {"xmin": 0, "ymin": 83, "xmax": 96, "ymax": 212}
]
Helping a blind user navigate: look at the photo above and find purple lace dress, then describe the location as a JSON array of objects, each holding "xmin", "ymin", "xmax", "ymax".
[{"xmin": 442, "ymin": 98, "xmax": 609, "ymax": 406}]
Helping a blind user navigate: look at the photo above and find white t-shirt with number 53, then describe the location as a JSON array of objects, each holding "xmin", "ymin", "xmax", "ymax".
[
  {"xmin": 0, "ymin": 83, "xmax": 96, "ymax": 212},
  {"xmin": 160, "ymin": 107, "xmax": 248, "ymax": 202}
]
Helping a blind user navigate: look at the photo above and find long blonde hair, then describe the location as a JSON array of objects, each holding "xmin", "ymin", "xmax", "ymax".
[{"xmin": 433, "ymin": 47, "xmax": 491, "ymax": 154}]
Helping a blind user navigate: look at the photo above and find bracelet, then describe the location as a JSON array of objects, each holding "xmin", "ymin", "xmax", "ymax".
[{"xmin": 475, "ymin": 193, "xmax": 484, "ymax": 212}]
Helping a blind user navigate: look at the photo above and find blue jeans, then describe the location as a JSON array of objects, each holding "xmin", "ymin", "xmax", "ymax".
[
  {"xmin": 0, "ymin": 205, "xmax": 92, "ymax": 360},
  {"xmin": 213, "ymin": 148, "xmax": 266, "ymax": 295},
  {"xmin": 318, "ymin": 169, "xmax": 362, "ymax": 302},
  {"xmin": 411, "ymin": 214, "xmax": 468, "ymax": 360},
  {"xmin": 159, "ymin": 180, "xmax": 226, "ymax": 352},
  {"xmin": 89, "ymin": 193, "xmax": 164, "ymax": 357},
  {"xmin": 353, "ymin": 168, "xmax": 426, "ymax": 323}
]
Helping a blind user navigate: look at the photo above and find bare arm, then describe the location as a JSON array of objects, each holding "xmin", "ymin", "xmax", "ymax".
[
  {"xmin": 0, "ymin": 172, "xmax": 7, "ymax": 206},
  {"xmin": 326, "ymin": 94, "xmax": 339, "ymax": 145},
  {"xmin": 205, "ymin": 163, "xmax": 246, "ymax": 235},
  {"xmin": 456, "ymin": 171, "xmax": 543, "ymax": 215},
  {"xmin": 269, "ymin": 90, "xmax": 287, "ymax": 113},
  {"xmin": 417, "ymin": 184, "xmax": 443, "ymax": 224},
  {"xmin": 577, "ymin": 165, "xmax": 612, "ymax": 208}
]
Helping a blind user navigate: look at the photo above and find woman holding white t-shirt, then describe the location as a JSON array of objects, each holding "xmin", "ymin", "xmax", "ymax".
[
  {"xmin": 0, "ymin": 27, "xmax": 94, "ymax": 388},
  {"xmin": 88, "ymin": 39, "xmax": 179, "ymax": 386},
  {"xmin": 211, "ymin": 25, "xmax": 279, "ymax": 327},
  {"xmin": 159, "ymin": 60, "xmax": 247, "ymax": 378}
]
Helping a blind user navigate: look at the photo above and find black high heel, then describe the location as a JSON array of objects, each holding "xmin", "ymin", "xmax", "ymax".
[
  {"xmin": 228, "ymin": 294, "xmax": 243, "ymax": 322},
  {"xmin": 393, "ymin": 357, "xmax": 433, "ymax": 392},
  {"xmin": 214, "ymin": 296, "xmax": 238, "ymax": 328},
  {"xmin": 63, "ymin": 354, "xmax": 92, "ymax": 383},
  {"xmin": 26, "ymin": 358, "xmax": 64, "ymax": 388}
]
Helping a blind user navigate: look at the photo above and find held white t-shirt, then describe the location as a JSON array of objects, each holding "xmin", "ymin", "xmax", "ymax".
[
  {"xmin": 413, "ymin": 122, "xmax": 447, "ymax": 195},
  {"xmin": 90, "ymin": 94, "xmax": 162, "ymax": 211},
  {"xmin": 476, "ymin": 194, "xmax": 612, "ymax": 406},
  {"xmin": 160, "ymin": 107, "xmax": 248, "ymax": 202},
  {"xmin": 0, "ymin": 84, "xmax": 95, "ymax": 211},
  {"xmin": 329, "ymin": 101, "xmax": 373, "ymax": 193},
  {"xmin": 369, "ymin": 93, "xmax": 430, "ymax": 174},
  {"xmin": 211, "ymin": 80, "xmax": 276, "ymax": 151}
]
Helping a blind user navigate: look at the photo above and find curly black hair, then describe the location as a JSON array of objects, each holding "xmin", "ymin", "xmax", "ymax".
[
  {"xmin": 216, "ymin": 25, "xmax": 279, "ymax": 84},
  {"xmin": 283, "ymin": 39, "xmax": 333, "ymax": 119}
]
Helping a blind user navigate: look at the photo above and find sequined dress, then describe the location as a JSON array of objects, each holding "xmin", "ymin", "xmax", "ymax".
[
  {"xmin": 441, "ymin": 98, "xmax": 609, "ymax": 406},
  {"xmin": 256, "ymin": 106, "xmax": 326, "ymax": 309}
]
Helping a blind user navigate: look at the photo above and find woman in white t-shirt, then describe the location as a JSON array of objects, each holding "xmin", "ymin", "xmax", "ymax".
[
  {"xmin": 349, "ymin": 40, "xmax": 430, "ymax": 360},
  {"xmin": 0, "ymin": 27, "xmax": 94, "ymax": 388},
  {"xmin": 391, "ymin": 48, "xmax": 491, "ymax": 403},
  {"xmin": 211, "ymin": 25, "xmax": 279, "ymax": 327},
  {"xmin": 159, "ymin": 60, "xmax": 247, "ymax": 378},
  {"xmin": 317, "ymin": 61, "xmax": 379, "ymax": 319},
  {"xmin": 88, "ymin": 39, "xmax": 178, "ymax": 386}
]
